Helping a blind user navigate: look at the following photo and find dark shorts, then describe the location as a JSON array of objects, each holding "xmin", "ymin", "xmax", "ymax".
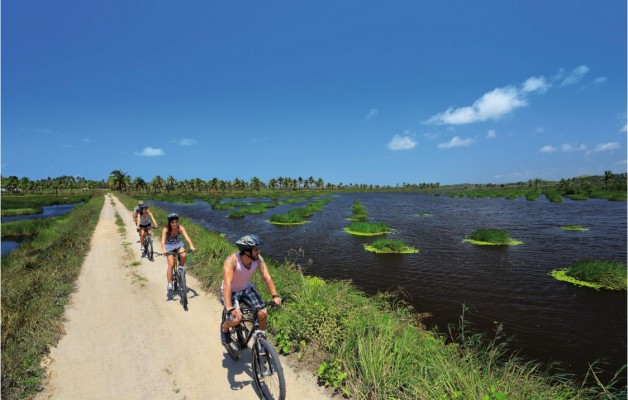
[
  {"xmin": 222, "ymin": 285, "xmax": 265, "ymax": 311},
  {"xmin": 139, "ymin": 224, "xmax": 151, "ymax": 230}
]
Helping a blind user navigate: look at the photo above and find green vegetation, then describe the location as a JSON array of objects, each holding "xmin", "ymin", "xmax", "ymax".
[
  {"xmin": 1, "ymin": 195, "xmax": 104, "ymax": 400},
  {"xmin": 1, "ymin": 218, "xmax": 59, "ymax": 239},
  {"xmin": 560, "ymin": 225, "xmax": 589, "ymax": 231},
  {"xmin": 344, "ymin": 221, "xmax": 394, "ymax": 236},
  {"xmin": 550, "ymin": 259, "xmax": 627, "ymax": 291},
  {"xmin": 364, "ymin": 238, "xmax": 420, "ymax": 254},
  {"xmin": 349, "ymin": 200, "xmax": 369, "ymax": 221},
  {"xmin": 1, "ymin": 207, "xmax": 43, "ymax": 217},
  {"xmin": 464, "ymin": 229, "xmax": 523, "ymax": 246},
  {"xmin": 227, "ymin": 210, "xmax": 246, "ymax": 219},
  {"xmin": 270, "ymin": 214, "xmax": 308, "ymax": 225}
]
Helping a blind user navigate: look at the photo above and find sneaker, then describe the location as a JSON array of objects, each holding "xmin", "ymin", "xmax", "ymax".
[
  {"xmin": 141, "ymin": 252, "xmax": 146, "ymax": 258},
  {"xmin": 221, "ymin": 327, "xmax": 231, "ymax": 345}
]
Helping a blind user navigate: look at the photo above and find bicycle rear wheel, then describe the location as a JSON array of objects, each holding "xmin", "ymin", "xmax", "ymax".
[{"xmin": 253, "ymin": 337, "xmax": 286, "ymax": 400}]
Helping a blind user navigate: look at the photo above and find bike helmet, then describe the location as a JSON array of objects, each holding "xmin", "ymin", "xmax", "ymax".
[
  {"xmin": 138, "ymin": 200, "xmax": 144, "ymax": 206},
  {"xmin": 140, "ymin": 204, "xmax": 148, "ymax": 210},
  {"xmin": 235, "ymin": 234, "xmax": 263, "ymax": 250},
  {"xmin": 167, "ymin": 213, "xmax": 179, "ymax": 221}
]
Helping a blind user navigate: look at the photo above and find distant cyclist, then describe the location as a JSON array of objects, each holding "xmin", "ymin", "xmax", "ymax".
[
  {"xmin": 136, "ymin": 204, "xmax": 158, "ymax": 257},
  {"xmin": 220, "ymin": 234, "xmax": 282, "ymax": 345},
  {"xmin": 160, "ymin": 213, "xmax": 196, "ymax": 297},
  {"xmin": 132, "ymin": 200, "xmax": 145, "ymax": 252}
]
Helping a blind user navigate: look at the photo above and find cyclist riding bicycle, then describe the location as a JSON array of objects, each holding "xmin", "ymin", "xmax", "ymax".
[
  {"xmin": 220, "ymin": 234, "xmax": 282, "ymax": 345},
  {"xmin": 161, "ymin": 213, "xmax": 196, "ymax": 298},
  {"xmin": 136, "ymin": 204, "xmax": 158, "ymax": 257},
  {"xmin": 132, "ymin": 201, "xmax": 146, "ymax": 252},
  {"xmin": 132, "ymin": 200, "xmax": 145, "ymax": 222}
]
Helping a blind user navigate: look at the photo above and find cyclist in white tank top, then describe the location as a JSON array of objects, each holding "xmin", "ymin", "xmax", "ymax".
[
  {"xmin": 160, "ymin": 213, "xmax": 196, "ymax": 295},
  {"xmin": 136, "ymin": 204, "xmax": 158, "ymax": 257}
]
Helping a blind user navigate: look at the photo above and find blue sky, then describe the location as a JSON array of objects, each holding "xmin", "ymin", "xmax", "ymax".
[{"xmin": 2, "ymin": 1, "xmax": 626, "ymax": 186}]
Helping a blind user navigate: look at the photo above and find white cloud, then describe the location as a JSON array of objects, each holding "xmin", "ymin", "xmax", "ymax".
[
  {"xmin": 536, "ymin": 127, "xmax": 545, "ymax": 133},
  {"xmin": 437, "ymin": 136, "xmax": 474, "ymax": 149},
  {"xmin": 388, "ymin": 134, "xmax": 417, "ymax": 150},
  {"xmin": 135, "ymin": 147, "xmax": 165, "ymax": 157},
  {"xmin": 593, "ymin": 77, "xmax": 607, "ymax": 84},
  {"xmin": 171, "ymin": 138, "xmax": 198, "ymax": 146},
  {"xmin": 522, "ymin": 76, "xmax": 550, "ymax": 93},
  {"xmin": 556, "ymin": 65, "xmax": 589, "ymax": 87},
  {"xmin": 423, "ymin": 132, "xmax": 439, "ymax": 140},
  {"xmin": 540, "ymin": 145, "xmax": 556, "ymax": 153},
  {"xmin": 426, "ymin": 86, "xmax": 527, "ymax": 125},
  {"xmin": 589, "ymin": 142, "xmax": 620, "ymax": 153},
  {"xmin": 560, "ymin": 143, "xmax": 587, "ymax": 152},
  {"xmin": 486, "ymin": 129, "xmax": 496, "ymax": 139},
  {"xmin": 366, "ymin": 108, "xmax": 379, "ymax": 119},
  {"xmin": 622, "ymin": 124, "xmax": 627, "ymax": 133}
]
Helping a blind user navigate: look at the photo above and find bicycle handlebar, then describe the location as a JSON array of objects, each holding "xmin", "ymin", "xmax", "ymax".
[{"xmin": 154, "ymin": 249, "xmax": 196, "ymax": 257}]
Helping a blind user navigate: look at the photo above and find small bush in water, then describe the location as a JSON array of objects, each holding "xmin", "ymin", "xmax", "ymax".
[{"xmin": 551, "ymin": 259, "xmax": 626, "ymax": 290}]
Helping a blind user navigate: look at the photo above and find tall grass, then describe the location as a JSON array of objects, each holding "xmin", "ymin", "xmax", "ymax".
[
  {"xmin": 467, "ymin": 229, "xmax": 523, "ymax": 245},
  {"xmin": 1, "ymin": 207, "xmax": 43, "ymax": 217},
  {"xmin": 364, "ymin": 238, "xmax": 419, "ymax": 254},
  {"xmin": 553, "ymin": 260, "xmax": 626, "ymax": 291},
  {"xmin": 1, "ymin": 195, "xmax": 104, "ymax": 400},
  {"xmin": 1, "ymin": 218, "xmax": 59, "ymax": 238}
]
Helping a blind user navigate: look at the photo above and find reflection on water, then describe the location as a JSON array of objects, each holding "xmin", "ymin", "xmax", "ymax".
[{"xmin": 151, "ymin": 193, "xmax": 627, "ymax": 382}]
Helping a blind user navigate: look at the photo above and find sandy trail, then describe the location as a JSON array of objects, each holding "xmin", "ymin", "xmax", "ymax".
[{"xmin": 36, "ymin": 194, "xmax": 330, "ymax": 400}]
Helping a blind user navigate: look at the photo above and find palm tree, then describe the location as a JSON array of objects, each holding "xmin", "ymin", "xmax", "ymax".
[
  {"xmin": 166, "ymin": 176, "xmax": 177, "ymax": 193},
  {"xmin": 133, "ymin": 177, "xmax": 147, "ymax": 193},
  {"xmin": 151, "ymin": 176, "xmax": 165, "ymax": 193},
  {"xmin": 108, "ymin": 170, "xmax": 129, "ymax": 192},
  {"xmin": 603, "ymin": 170, "xmax": 614, "ymax": 189}
]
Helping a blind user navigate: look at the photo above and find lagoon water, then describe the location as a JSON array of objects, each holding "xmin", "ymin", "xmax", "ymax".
[
  {"xmin": 151, "ymin": 192, "xmax": 627, "ymax": 382},
  {"xmin": 1, "ymin": 203, "xmax": 80, "ymax": 255}
]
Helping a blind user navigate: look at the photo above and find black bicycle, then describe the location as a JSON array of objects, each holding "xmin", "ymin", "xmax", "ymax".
[
  {"xmin": 222, "ymin": 301, "xmax": 286, "ymax": 400},
  {"xmin": 160, "ymin": 249, "xmax": 193, "ymax": 311},
  {"xmin": 139, "ymin": 226, "xmax": 156, "ymax": 261}
]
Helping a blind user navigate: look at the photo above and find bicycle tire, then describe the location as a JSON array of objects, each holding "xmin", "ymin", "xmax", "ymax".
[
  {"xmin": 178, "ymin": 267, "xmax": 188, "ymax": 311},
  {"xmin": 253, "ymin": 337, "xmax": 286, "ymax": 400},
  {"xmin": 147, "ymin": 236, "xmax": 154, "ymax": 261}
]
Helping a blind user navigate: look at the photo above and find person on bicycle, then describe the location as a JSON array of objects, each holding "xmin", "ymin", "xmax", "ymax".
[
  {"xmin": 136, "ymin": 204, "xmax": 158, "ymax": 257},
  {"xmin": 161, "ymin": 213, "xmax": 196, "ymax": 296},
  {"xmin": 220, "ymin": 234, "xmax": 282, "ymax": 345},
  {"xmin": 132, "ymin": 200, "xmax": 145, "ymax": 222}
]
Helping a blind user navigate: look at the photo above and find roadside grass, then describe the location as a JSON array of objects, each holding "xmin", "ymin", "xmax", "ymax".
[
  {"xmin": 114, "ymin": 192, "xmax": 626, "ymax": 399},
  {"xmin": 550, "ymin": 260, "xmax": 627, "ymax": 291},
  {"xmin": 464, "ymin": 229, "xmax": 523, "ymax": 246},
  {"xmin": 344, "ymin": 221, "xmax": 394, "ymax": 236},
  {"xmin": 1, "ymin": 195, "xmax": 104, "ymax": 400},
  {"xmin": 364, "ymin": 238, "xmax": 419, "ymax": 254}
]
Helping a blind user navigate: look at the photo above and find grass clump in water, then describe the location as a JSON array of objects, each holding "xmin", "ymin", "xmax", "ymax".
[
  {"xmin": 227, "ymin": 210, "xmax": 246, "ymax": 219},
  {"xmin": 1, "ymin": 207, "xmax": 43, "ymax": 217},
  {"xmin": 344, "ymin": 221, "xmax": 394, "ymax": 236},
  {"xmin": 550, "ymin": 259, "xmax": 626, "ymax": 290},
  {"xmin": 364, "ymin": 238, "xmax": 419, "ymax": 254},
  {"xmin": 560, "ymin": 225, "xmax": 588, "ymax": 231},
  {"xmin": 270, "ymin": 214, "xmax": 307, "ymax": 225},
  {"xmin": 464, "ymin": 229, "xmax": 523, "ymax": 246}
]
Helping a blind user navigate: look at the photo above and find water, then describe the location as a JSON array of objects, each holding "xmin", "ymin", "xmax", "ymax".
[
  {"xmin": 1, "ymin": 203, "xmax": 79, "ymax": 223},
  {"xmin": 1, "ymin": 203, "xmax": 80, "ymax": 255},
  {"xmin": 151, "ymin": 192, "xmax": 627, "ymax": 382}
]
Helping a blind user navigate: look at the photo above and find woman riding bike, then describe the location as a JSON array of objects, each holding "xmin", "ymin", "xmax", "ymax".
[
  {"xmin": 160, "ymin": 213, "xmax": 196, "ymax": 298},
  {"xmin": 136, "ymin": 204, "xmax": 158, "ymax": 257},
  {"xmin": 220, "ymin": 234, "xmax": 281, "ymax": 345}
]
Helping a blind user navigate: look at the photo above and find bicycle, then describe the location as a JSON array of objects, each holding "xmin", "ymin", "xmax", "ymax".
[
  {"xmin": 222, "ymin": 301, "xmax": 286, "ymax": 400},
  {"xmin": 159, "ymin": 249, "xmax": 194, "ymax": 311},
  {"xmin": 139, "ymin": 226, "xmax": 157, "ymax": 261}
]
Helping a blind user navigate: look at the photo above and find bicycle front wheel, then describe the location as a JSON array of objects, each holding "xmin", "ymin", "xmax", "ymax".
[
  {"xmin": 253, "ymin": 337, "xmax": 286, "ymax": 400},
  {"xmin": 177, "ymin": 268, "xmax": 188, "ymax": 311},
  {"xmin": 147, "ymin": 236, "xmax": 154, "ymax": 261}
]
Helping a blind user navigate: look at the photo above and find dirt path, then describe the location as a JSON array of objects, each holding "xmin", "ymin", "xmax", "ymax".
[{"xmin": 36, "ymin": 194, "xmax": 331, "ymax": 400}]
